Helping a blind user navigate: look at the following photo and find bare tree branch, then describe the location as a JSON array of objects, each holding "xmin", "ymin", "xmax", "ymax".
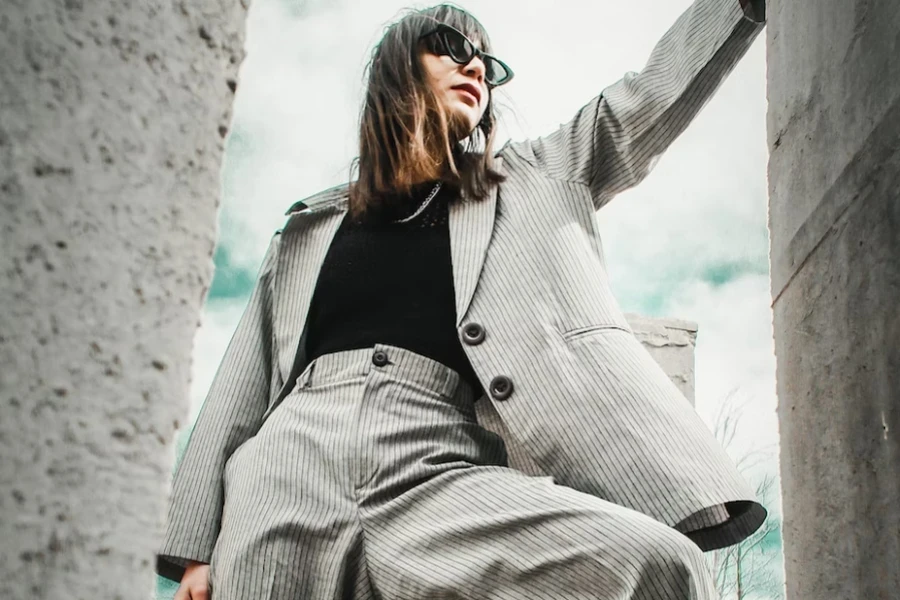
[{"xmin": 710, "ymin": 392, "xmax": 784, "ymax": 599}]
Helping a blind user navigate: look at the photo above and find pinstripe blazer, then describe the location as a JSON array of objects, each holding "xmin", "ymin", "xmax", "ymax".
[{"xmin": 159, "ymin": 0, "xmax": 768, "ymax": 580}]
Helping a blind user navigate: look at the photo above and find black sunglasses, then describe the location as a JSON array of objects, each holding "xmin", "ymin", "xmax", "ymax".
[{"xmin": 420, "ymin": 24, "xmax": 514, "ymax": 87}]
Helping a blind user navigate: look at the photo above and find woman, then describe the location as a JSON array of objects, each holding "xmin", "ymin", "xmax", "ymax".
[{"xmin": 160, "ymin": 1, "xmax": 768, "ymax": 598}]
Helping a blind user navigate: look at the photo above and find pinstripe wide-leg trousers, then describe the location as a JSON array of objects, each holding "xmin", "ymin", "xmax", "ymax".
[{"xmin": 208, "ymin": 343, "xmax": 716, "ymax": 600}]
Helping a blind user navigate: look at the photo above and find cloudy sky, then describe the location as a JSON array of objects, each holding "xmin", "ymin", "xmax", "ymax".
[{"xmin": 194, "ymin": 0, "xmax": 779, "ymax": 505}]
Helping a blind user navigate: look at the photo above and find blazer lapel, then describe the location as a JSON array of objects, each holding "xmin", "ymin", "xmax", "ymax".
[{"xmin": 449, "ymin": 157, "xmax": 502, "ymax": 326}]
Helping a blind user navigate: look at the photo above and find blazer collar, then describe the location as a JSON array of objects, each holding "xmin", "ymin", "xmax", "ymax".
[{"xmin": 284, "ymin": 182, "xmax": 351, "ymax": 216}]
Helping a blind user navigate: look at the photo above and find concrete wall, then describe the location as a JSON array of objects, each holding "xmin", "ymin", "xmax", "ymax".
[
  {"xmin": 626, "ymin": 313, "xmax": 698, "ymax": 405},
  {"xmin": 0, "ymin": 1, "xmax": 248, "ymax": 598},
  {"xmin": 767, "ymin": 0, "xmax": 900, "ymax": 597}
]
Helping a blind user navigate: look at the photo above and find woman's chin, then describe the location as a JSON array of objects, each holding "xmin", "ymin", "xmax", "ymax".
[{"xmin": 446, "ymin": 106, "xmax": 481, "ymax": 140}]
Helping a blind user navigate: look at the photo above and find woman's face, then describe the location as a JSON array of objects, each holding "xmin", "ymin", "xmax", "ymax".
[{"xmin": 420, "ymin": 45, "xmax": 489, "ymax": 135}]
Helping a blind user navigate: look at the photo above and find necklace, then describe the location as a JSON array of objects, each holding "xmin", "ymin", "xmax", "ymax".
[{"xmin": 392, "ymin": 182, "xmax": 442, "ymax": 224}]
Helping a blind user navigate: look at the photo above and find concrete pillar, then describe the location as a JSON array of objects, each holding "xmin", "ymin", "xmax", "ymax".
[
  {"xmin": 0, "ymin": 1, "xmax": 248, "ymax": 598},
  {"xmin": 766, "ymin": 0, "xmax": 900, "ymax": 597}
]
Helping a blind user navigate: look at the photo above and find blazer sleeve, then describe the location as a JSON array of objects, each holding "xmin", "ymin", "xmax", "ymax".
[
  {"xmin": 504, "ymin": 0, "xmax": 766, "ymax": 210},
  {"xmin": 156, "ymin": 233, "xmax": 280, "ymax": 583}
]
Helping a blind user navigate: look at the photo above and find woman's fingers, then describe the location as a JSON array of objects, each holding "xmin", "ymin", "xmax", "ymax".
[
  {"xmin": 173, "ymin": 580, "xmax": 210, "ymax": 600},
  {"xmin": 190, "ymin": 585, "xmax": 210, "ymax": 600},
  {"xmin": 174, "ymin": 563, "xmax": 211, "ymax": 600}
]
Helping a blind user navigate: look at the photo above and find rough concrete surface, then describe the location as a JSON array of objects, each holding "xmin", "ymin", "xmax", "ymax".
[
  {"xmin": 0, "ymin": 1, "xmax": 248, "ymax": 598},
  {"xmin": 767, "ymin": 0, "xmax": 900, "ymax": 597},
  {"xmin": 626, "ymin": 313, "xmax": 698, "ymax": 405}
]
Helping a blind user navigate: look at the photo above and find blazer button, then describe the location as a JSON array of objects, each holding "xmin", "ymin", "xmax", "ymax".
[
  {"xmin": 489, "ymin": 375, "xmax": 513, "ymax": 401},
  {"xmin": 461, "ymin": 322, "xmax": 486, "ymax": 345},
  {"xmin": 372, "ymin": 350, "xmax": 389, "ymax": 367}
]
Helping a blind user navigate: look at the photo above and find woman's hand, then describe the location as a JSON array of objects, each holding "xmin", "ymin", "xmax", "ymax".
[{"xmin": 174, "ymin": 560, "xmax": 211, "ymax": 600}]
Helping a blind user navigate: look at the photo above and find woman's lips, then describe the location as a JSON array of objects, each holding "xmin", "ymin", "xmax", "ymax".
[{"xmin": 452, "ymin": 84, "xmax": 481, "ymax": 106}]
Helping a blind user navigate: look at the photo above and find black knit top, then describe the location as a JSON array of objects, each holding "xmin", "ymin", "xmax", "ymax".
[{"xmin": 304, "ymin": 183, "xmax": 483, "ymax": 393}]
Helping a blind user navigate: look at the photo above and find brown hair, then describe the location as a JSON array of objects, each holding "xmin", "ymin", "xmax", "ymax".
[{"xmin": 349, "ymin": 4, "xmax": 505, "ymax": 218}]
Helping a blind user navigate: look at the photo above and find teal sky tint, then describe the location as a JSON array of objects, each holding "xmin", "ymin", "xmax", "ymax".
[
  {"xmin": 701, "ymin": 257, "xmax": 768, "ymax": 287},
  {"xmin": 222, "ymin": 123, "xmax": 255, "ymax": 172},
  {"xmin": 208, "ymin": 120, "xmax": 271, "ymax": 302},
  {"xmin": 207, "ymin": 243, "xmax": 257, "ymax": 302},
  {"xmin": 157, "ymin": 577, "xmax": 178, "ymax": 599},
  {"xmin": 610, "ymin": 249, "xmax": 770, "ymax": 318},
  {"xmin": 760, "ymin": 520, "xmax": 782, "ymax": 554},
  {"xmin": 205, "ymin": 121, "xmax": 279, "ymax": 304}
]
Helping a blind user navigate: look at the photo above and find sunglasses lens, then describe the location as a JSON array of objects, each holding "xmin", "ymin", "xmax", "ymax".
[
  {"xmin": 442, "ymin": 29, "xmax": 474, "ymax": 63},
  {"xmin": 487, "ymin": 57, "xmax": 515, "ymax": 86},
  {"xmin": 484, "ymin": 58, "xmax": 510, "ymax": 86}
]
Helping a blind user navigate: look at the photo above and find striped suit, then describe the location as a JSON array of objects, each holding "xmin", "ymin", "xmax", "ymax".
[{"xmin": 159, "ymin": 0, "xmax": 768, "ymax": 596}]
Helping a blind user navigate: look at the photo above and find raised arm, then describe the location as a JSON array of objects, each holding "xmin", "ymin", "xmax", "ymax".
[
  {"xmin": 504, "ymin": 0, "xmax": 766, "ymax": 210},
  {"xmin": 157, "ymin": 233, "xmax": 281, "ymax": 583}
]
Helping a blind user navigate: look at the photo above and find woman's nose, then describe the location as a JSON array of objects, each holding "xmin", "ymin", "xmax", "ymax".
[{"xmin": 463, "ymin": 56, "xmax": 486, "ymax": 83}]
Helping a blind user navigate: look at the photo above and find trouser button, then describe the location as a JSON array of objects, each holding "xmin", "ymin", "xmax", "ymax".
[{"xmin": 372, "ymin": 350, "xmax": 389, "ymax": 367}]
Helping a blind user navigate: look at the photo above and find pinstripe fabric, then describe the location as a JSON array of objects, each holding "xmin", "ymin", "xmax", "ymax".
[
  {"xmin": 209, "ymin": 345, "xmax": 717, "ymax": 599},
  {"xmin": 159, "ymin": 0, "xmax": 768, "ymax": 589}
]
